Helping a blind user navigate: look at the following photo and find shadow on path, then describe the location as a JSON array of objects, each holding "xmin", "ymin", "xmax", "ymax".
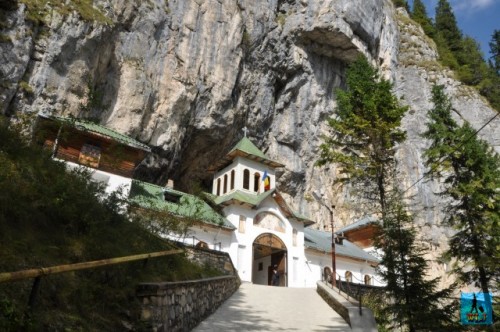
[{"xmin": 193, "ymin": 283, "xmax": 350, "ymax": 331}]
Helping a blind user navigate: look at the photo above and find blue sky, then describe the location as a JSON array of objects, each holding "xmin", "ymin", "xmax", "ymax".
[{"xmin": 409, "ymin": 0, "xmax": 499, "ymax": 60}]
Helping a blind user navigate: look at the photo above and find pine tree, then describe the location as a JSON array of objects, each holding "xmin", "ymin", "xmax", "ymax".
[
  {"xmin": 411, "ymin": 0, "xmax": 434, "ymax": 37},
  {"xmin": 376, "ymin": 194, "xmax": 456, "ymax": 332},
  {"xmin": 434, "ymin": 0, "xmax": 462, "ymax": 53},
  {"xmin": 422, "ymin": 85, "xmax": 500, "ymax": 313},
  {"xmin": 489, "ymin": 29, "xmax": 500, "ymax": 74},
  {"xmin": 317, "ymin": 55, "xmax": 407, "ymax": 215},
  {"xmin": 456, "ymin": 36, "xmax": 489, "ymax": 86},
  {"xmin": 481, "ymin": 30, "xmax": 500, "ymax": 110}
]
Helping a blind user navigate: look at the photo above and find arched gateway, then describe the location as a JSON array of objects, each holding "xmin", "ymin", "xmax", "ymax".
[{"xmin": 252, "ymin": 233, "xmax": 287, "ymax": 287}]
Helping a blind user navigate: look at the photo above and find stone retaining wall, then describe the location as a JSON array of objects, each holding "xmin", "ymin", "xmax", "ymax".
[
  {"xmin": 137, "ymin": 276, "xmax": 240, "ymax": 332},
  {"xmin": 182, "ymin": 245, "xmax": 236, "ymax": 275}
]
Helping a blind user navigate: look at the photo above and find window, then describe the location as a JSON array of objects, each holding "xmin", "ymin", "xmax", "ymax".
[
  {"xmin": 254, "ymin": 172, "xmax": 261, "ymax": 192},
  {"xmin": 345, "ymin": 271, "xmax": 352, "ymax": 283},
  {"xmin": 230, "ymin": 170, "xmax": 235, "ymax": 190},
  {"xmin": 293, "ymin": 229, "xmax": 298, "ymax": 246},
  {"xmin": 239, "ymin": 215, "xmax": 246, "ymax": 233},
  {"xmin": 79, "ymin": 143, "xmax": 101, "ymax": 168},
  {"xmin": 164, "ymin": 191, "xmax": 181, "ymax": 203},
  {"xmin": 258, "ymin": 262, "xmax": 263, "ymax": 271},
  {"xmin": 223, "ymin": 174, "xmax": 228, "ymax": 194},
  {"xmin": 243, "ymin": 169, "xmax": 250, "ymax": 190},
  {"xmin": 364, "ymin": 275, "xmax": 372, "ymax": 285},
  {"xmin": 216, "ymin": 178, "xmax": 221, "ymax": 195}
]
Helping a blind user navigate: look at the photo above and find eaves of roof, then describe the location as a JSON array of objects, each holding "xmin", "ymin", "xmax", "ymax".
[
  {"xmin": 128, "ymin": 180, "xmax": 234, "ymax": 230},
  {"xmin": 336, "ymin": 216, "xmax": 379, "ymax": 234},
  {"xmin": 39, "ymin": 113, "xmax": 151, "ymax": 152},
  {"xmin": 304, "ymin": 228, "xmax": 379, "ymax": 263},
  {"xmin": 207, "ymin": 137, "xmax": 284, "ymax": 172}
]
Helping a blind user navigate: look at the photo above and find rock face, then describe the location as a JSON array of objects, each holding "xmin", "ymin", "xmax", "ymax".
[{"xmin": 0, "ymin": 1, "xmax": 498, "ymax": 283}]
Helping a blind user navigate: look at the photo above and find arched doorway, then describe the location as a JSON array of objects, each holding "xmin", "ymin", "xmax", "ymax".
[{"xmin": 252, "ymin": 233, "xmax": 287, "ymax": 287}]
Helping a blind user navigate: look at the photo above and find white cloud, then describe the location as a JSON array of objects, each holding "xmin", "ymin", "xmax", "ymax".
[{"xmin": 453, "ymin": 0, "xmax": 495, "ymax": 12}]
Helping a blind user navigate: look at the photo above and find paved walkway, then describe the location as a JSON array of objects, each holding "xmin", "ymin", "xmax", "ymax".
[{"xmin": 193, "ymin": 282, "xmax": 351, "ymax": 331}]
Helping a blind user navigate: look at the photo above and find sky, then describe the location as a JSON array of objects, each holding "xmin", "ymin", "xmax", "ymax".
[{"xmin": 409, "ymin": 0, "xmax": 499, "ymax": 59}]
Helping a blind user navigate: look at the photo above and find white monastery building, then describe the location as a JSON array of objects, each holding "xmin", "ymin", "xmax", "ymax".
[{"xmin": 37, "ymin": 114, "xmax": 382, "ymax": 289}]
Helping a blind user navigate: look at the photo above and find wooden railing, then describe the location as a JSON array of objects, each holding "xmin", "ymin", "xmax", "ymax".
[{"xmin": 0, "ymin": 249, "xmax": 183, "ymax": 309}]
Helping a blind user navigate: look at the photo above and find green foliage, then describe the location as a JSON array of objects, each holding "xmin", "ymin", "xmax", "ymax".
[
  {"xmin": 18, "ymin": 80, "xmax": 33, "ymax": 94},
  {"xmin": 411, "ymin": 0, "xmax": 434, "ymax": 37},
  {"xmin": 79, "ymin": 76, "xmax": 104, "ymax": 116},
  {"xmin": 0, "ymin": 116, "xmax": 222, "ymax": 330},
  {"xmin": 375, "ymin": 195, "xmax": 458, "ymax": 331},
  {"xmin": 489, "ymin": 30, "xmax": 500, "ymax": 74},
  {"xmin": 19, "ymin": 0, "xmax": 112, "ymax": 25},
  {"xmin": 422, "ymin": 85, "xmax": 500, "ymax": 298},
  {"xmin": 435, "ymin": 0, "xmax": 462, "ymax": 53},
  {"xmin": 392, "ymin": 0, "xmax": 410, "ymax": 11},
  {"xmin": 428, "ymin": 2, "xmax": 500, "ymax": 110},
  {"xmin": 455, "ymin": 37, "xmax": 489, "ymax": 86},
  {"xmin": 317, "ymin": 55, "xmax": 407, "ymax": 213}
]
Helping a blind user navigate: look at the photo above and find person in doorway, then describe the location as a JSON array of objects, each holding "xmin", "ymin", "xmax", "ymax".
[
  {"xmin": 271, "ymin": 265, "xmax": 280, "ymax": 286},
  {"xmin": 470, "ymin": 293, "xmax": 479, "ymax": 314}
]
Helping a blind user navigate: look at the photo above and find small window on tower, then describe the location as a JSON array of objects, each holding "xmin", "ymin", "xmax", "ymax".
[
  {"xmin": 230, "ymin": 170, "xmax": 235, "ymax": 190},
  {"xmin": 217, "ymin": 178, "xmax": 221, "ymax": 196},
  {"xmin": 239, "ymin": 215, "xmax": 246, "ymax": 233},
  {"xmin": 243, "ymin": 169, "xmax": 250, "ymax": 190},
  {"xmin": 254, "ymin": 172, "xmax": 261, "ymax": 192}
]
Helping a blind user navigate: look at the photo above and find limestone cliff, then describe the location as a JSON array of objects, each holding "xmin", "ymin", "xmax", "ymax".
[{"xmin": 0, "ymin": 1, "xmax": 498, "ymax": 284}]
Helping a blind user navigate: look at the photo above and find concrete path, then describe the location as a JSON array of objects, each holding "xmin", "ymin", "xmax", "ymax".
[{"xmin": 193, "ymin": 282, "xmax": 351, "ymax": 331}]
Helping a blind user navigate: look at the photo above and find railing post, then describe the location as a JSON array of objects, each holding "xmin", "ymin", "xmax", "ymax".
[
  {"xmin": 358, "ymin": 284, "xmax": 362, "ymax": 316},
  {"xmin": 27, "ymin": 276, "xmax": 42, "ymax": 310}
]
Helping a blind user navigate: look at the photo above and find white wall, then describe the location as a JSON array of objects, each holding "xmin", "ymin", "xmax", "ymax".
[
  {"xmin": 304, "ymin": 249, "xmax": 384, "ymax": 287},
  {"xmin": 212, "ymin": 157, "xmax": 277, "ymax": 195},
  {"xmin": 221, "ymin": 196, "xmax": 308, "ymax": 287},
  {"xmin": 252, "ymin": 255, "xmax": 271, "ymax": 285},
  {"xmin": 63, "ymin": 161, "xmax": 132, "ymax": 196}
]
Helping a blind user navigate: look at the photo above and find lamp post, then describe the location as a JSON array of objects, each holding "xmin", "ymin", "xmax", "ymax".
[{"xmin": 312, "ymin": 192, "xmax": 336, "ymax": 287}]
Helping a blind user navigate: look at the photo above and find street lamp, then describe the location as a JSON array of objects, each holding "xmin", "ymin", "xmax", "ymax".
[{"xmin": 312, "ymin": 192, "xmax": 336, "ymax": 287}]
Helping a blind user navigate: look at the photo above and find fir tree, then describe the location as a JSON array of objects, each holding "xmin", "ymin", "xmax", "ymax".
[
  {"xmin": 422, "ymin": 85, "xmax": 500, "ymax": 313},
  {"xmin": 481, "ymin": 30, "xmax": 500, "ymax": 110},
  {"xmin": 317, "ymin": 55, "xmax": 407, "ymax": 215},
  {"xmin": 411, "ymin": 0, "xmax": 434, "ymax": 37},
  {"xmin": 376, "ymin": 194, "xmax": 456, "ymax": 332},
  {"xmin": 435, "ymin": 0, "xmax": 462, "ymax": 53},
  {"xmin": 456, "ymin": 36, "xmax": 489, "ymax": 86},
  {"xmin": 489, "ymin": 29, "xmax": 500, "ymax": 75}
]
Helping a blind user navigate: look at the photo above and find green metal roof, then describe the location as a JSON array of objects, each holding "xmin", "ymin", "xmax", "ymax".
[
  {"xmin": 304, "ymin": 228, "xmax": 379, "ymax": 263},
  {"xmin": 336, "ymin": 216, "xmax": 378, "ymax": 234},
  {"xmin": 214, "ymin": 189, "xmax": 275, "ymax": 206},
  {"xmin": 207, "ymin": 137, "xmax": 284, "ymax": 172},
  {"xmin": 229, "ymin": 137, "xmax": 269, "ymax": 160},
  {"xmin": 215, "ymin": 189, "xmax": 314, "ymax": 226},
  {"xmin": 128, "ymin": 180, "xmax": 234, "ymax": 229},
  {"xmin": 39, "ymin": 113, "xmax": 151, "ymax": 152}
]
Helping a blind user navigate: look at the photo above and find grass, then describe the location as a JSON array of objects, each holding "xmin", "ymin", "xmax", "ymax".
[
  {"xmin": 19, "ymin": 0, "xmax": 112, "ymax": 25},
  {"xmin": 0, "ymin": 117, "xmax": 223, "ymax": 331}
]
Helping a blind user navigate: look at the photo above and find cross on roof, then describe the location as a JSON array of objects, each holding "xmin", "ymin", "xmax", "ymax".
[{"xmin": 242, "ymin": 126, "xmax": 248, "ymax": 137}]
